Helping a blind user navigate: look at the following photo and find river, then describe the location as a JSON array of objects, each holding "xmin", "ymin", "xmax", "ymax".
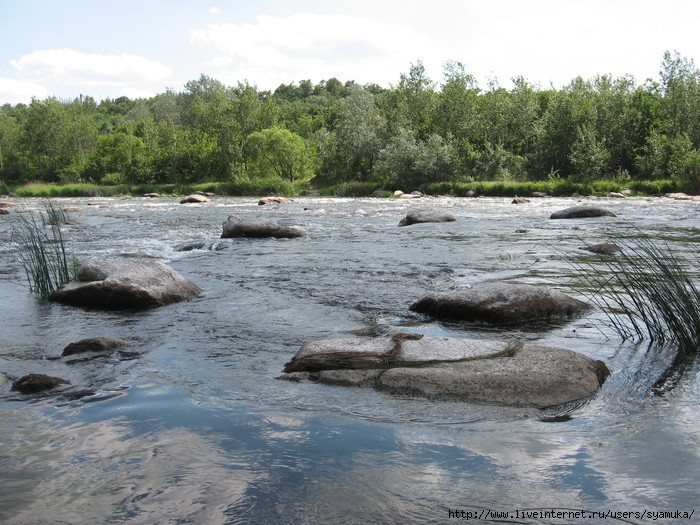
[{"xmin": 0, "ymin": 195, "xmax": 698, "ymax": 524}]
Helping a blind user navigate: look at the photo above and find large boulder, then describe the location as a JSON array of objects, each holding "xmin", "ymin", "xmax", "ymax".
[
  {"xmin": 49, "ymin": 259, "xmax": 202, "ymax": 309},
  {"xmin": 221, "ymin": 215, "xmax": 304, "ymax": 238},
  {"xmin": 398, "ymin": 210, "xmax": 456, "ymax": 227},
  {"xmin": 281, "ymin": 334, "xmax": 609, "ymax": 408},
  {"xmin": 550, "ymin": 206, "xmax": 616, "ymax": 219},
  {"xmin": 410, "ymin": 282, "xmax": 588, "ymax": 325}
]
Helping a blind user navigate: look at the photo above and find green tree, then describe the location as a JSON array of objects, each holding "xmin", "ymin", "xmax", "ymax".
[{"xmin": 244, "ymin": 127, "xmax": 315, "ymax": 182}]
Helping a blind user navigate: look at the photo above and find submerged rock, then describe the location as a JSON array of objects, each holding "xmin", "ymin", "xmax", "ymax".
[
  {"xmin": 550, "ymin": 206, "xmax": 616, "ymax": 219},
  {"xmin": 221, "ymin": 215, "xmax": 304, "ymax": 238},
  {"xmin": 62, "ymin": 337, "xmax": 127, "ymax": 356},
  {"xmin": 398, "ymin": 210, "xmax": 456, "ymax": 227},
  {"xmin": 410, "ymin": 282, "xmax": 588, "ymax": 325},
  {"xmin": 12, "ymin": 373, "xmax": 71, "ymax": 394},
  {"xmin": 281, "ymin": 334, "xmax": 608, "ymax": 408},
  {"xmin": 581, "ymin": 242, "xmax": 621, "ymax": 255},
  {"xmin": 49, "ymin": 259, "xmax": 202, "ymax": 310}
]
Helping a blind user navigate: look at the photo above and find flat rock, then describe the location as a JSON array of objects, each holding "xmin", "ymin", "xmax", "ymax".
[
  {"xmin": 398, "ymin": 210, "xmax": 456, "ymax": 227},
  {"xmin": 550, "ymin": 206, "xmax": 616, "ymax": 219},
  {"xmin": 410, "ymin": 282, "xmax": 588, "ymax": 324},
  {"xmin": 258, "ymin": 196, "xmax": 294, "ymax": 205},
  {"xmin": 49, "ymin": 259, "xmax": 202, "ymax": 309},
  {"xmin": 281, "ymin": 335, "xmax": 609, "ymax": 408},
  {"xmin": 221, "ymin": 215, "xmax": 304, "ymax": 238}
]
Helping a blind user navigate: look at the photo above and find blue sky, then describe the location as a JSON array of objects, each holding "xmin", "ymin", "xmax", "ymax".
[{"xmin": 1, "ymin": 0, "xmax": 700, "ymax": 104}]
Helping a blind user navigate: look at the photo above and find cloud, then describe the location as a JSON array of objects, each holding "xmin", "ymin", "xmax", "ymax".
[
  {"xmin": 0, "ymin": 77, "xmax": 51, "ymax": 105},
  {"xmin": 190, "ymin": 13, "xmax": 441, "ymax": 89},
  {"xmin": 9, "ymin": 49, "xmax": 173, "ymax": 98}
]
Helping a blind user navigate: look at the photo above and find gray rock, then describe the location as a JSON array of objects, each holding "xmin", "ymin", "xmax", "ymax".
[
  {"xmin": 49, "ymin": 259, "xmax": 202, "ymax": 309},
  {"xmin": 550, "ymin": 206, "xmax": 616, "ymax": 219},
  {"xmin": 410, "ymin": 282, "xmax": 588, "ymax": 325},
  {"xmin": 180, "ymin": 194, "xmax": 211, "ymax": 204},
  {"xmin": 281, "ymin": 335, "xmax": 609, "ymax": 408},
  {"xmin": 221, "ymin": 215, "xmax": 304, "ymax": 238},
  {"xmin": 62, "ymin": 337, "xmax": 127, "ymax": 356},
  {"xmin": 398, "ymin": 210, "xmax": 456, "ymax": 227}
]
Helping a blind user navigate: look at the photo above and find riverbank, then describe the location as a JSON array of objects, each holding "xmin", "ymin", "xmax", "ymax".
[{"xmin": 3, "ymin": 177, "xmax": 684, "ymax": 199}]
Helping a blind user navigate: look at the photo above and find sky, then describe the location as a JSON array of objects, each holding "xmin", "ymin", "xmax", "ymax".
[{"xmin": 1, "ymin": 0, "xmax": 699, "ymax": 105}]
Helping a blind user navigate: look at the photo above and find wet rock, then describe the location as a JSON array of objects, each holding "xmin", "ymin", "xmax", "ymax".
[
  {"xmin": 512, "ymin": 197, "xmax": 530, "ymax": 204},
  {"xmin": 581, "ymin": 242, "xmax": 621, "ymax": 255},
  {"xmin": 62, "ymin": 337, "xmax": 127, "ymax": 356},
  {"xmin": 410, "ymin": 282, "xmax": 588, "ymax": 325},
  {"xmin": 221, "ymin": 215, "xmax": 304, "ymax": 238},
  {"xmin": 12, "ymin": 374, "xmax": 71, "ymax": 393},
  {"xmin": 398, "ymin": 210, "xmax": 456, "ymax": 227},
  {"xmin": 0, "ymin": 201, "xmax": 14, "ymax": 208},
  {"xmin": 174, "ymin": 239, "xmax": 228, "ymax": 252},
  {"xmin": 0, "ymin": 208, "xmax": 8, "ymax": 215},
  {"xmin": 258, "ymin": 196, "xmax": 294, "ymax": 205},
  {"xmin": 550, "ymin": 206, "xmax": 616, "ymax": 219},
  {"xmin": 49, "ymin": 259, "xmax": 202, "ymax": 310},
  {"xmin": 281, "ymin": 335, "xmax": 609, "ymax": 408},
  {"xmin": 180, "ymin": 194, "xmax": 211, "ymax": 204}
]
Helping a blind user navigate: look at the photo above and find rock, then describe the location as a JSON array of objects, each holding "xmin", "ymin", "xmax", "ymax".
[
  {"xmin": 12, "ymin": 374, "xmax": 70, "ymax": 393},
  {"xmin": 410, "ymin": 282, "xmax": 588, "ymax": 325},
  {"xmin": 550, "ymin": 206, "xmax": 616, "ymax": 219},
  {"xmin": 398, "ymin": 192, "xmax": 422, "ymax": 199},
  {"xmin": 49, "ymin": 259, "xmax": 202, "ymax": 310},
  {"xmin": 608, "ymin": 192, "xmax": 626, "ymax": 198},
  {"xmin": 258, "ymin": 196, "xmax": 294, "ymax": 205},
  {"xmin": 532, "ymin": 191, "xmax": 548, "ymax": 198},
  {"xmin": 221, "ymin": 215, "xmax": 304, "ymax": 238},
  {"xmin": 664, "ymin": 192, "xmax": 693, "ymax": 200},
  {"xmin": 0, "ymin": 208, "xmax": 8, "ymax": 215},
  {"xmin": 398, "ymin": 210, "xmax": 456, "ymax": 227},
  {"xmin": 281, "ymin": 335, "xmax": 609, "ymax": 408},
  {"xmin": 62, "ymin": 337, "xmax": 127, "ymax": 356},
  {"xmin": 512, "ymin": 197, "xmax": 530, "ymax": 204},
  {"xmin": 180, "ymin": 194, "xmax": 211, "ymax": 204},
  {"xmin": 0, "ymin": 201, "xmax": 14, "ymax": 207},
  {"xmin": 581, "ymin": 242, "xmax": 621, "ymax": 255},
  {"xmin": 143, "ymin": 193, "xmax": 160, "ymax": 198}
]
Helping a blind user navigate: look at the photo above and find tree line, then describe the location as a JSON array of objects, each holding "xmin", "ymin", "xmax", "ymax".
[{"xmin": 1, "ymin": 50, "xmax": 699, "ymax": 195}]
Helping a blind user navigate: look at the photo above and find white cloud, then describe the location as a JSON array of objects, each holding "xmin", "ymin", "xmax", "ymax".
[
  {"xmin": 0, "ymin": 77, "xmax": 51, "ymax": 105},
  {"xmin": 10, "ymin": 49, "xmax": 172, "ymax": 91},
  {"xmin": 190, "ymin": 13, "xmax": 441, "ymax": 89}
]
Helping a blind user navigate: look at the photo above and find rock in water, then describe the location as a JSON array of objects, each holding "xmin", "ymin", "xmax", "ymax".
[
  {"xmin": 221, "ymin": 216, "xmax": 305, "ymax": 238},
  {"xmin": 398, "ymin": 210, "xmax": 456, "ymax": 227},
  {"xmin": 49, "ymin": 259, "xmax": 202, "ymax": 309},
  {"xmin": 550, "ymin": 206, "xmax": 616, "ymax": 219},
  {"xmin": 281, "ymin": 335, "xmax": 609, "ymax": 408},
  {"xmin": 410, "ymin": 282, "xmax": 588, "ymax": 325}
]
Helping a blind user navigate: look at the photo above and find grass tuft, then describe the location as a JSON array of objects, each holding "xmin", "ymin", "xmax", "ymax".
[{"xmin": 9, "ymin": 200, "xmax": 79, "ymax": 298}]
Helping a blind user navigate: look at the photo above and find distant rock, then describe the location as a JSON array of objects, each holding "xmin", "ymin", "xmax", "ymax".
[
  {"xmin": 410, "ymin": 282, "xmax": 588, "ymax": 325},
  {"xmin": 49, "ymin": 259, "xmax": 202, "ymax": 310},
  {"xmin": 550, "ymin": 206, "xmax": 616, "ymax": 219},
  {"xmin": 143, "ymin": 193, "xmax": 160, "ymax": 198},
  {"xmin": 221, "ymin": 215, "xmax": 304, "ymax": 238},
  {"xmin": 281, "ymin": 334, "xmax": 609, "ymax": 408},
  {"xmin": 180, "ymin": 194, "xmax": 211, "ymax": 204},
  {"xmin": 398, "ymin": 210, "xmax": 456, "ymax": 227},
  {"xmin": 12, "ymin": 373, "xmax": 70, "ymax": 394},
  {"xmin": 581, "ymin": 242, "xmax": 621, "ymax": 255},
  {"xmin": 512, "ymin": 197, "xmax": 530, "ymax": 204},
  {"xmin": 62, "ymin": 337, "xmax": 127, "ymax": 356},
  {"xmin": 258, "ymin": 196, "xmax": 294, "ymax": 205}
]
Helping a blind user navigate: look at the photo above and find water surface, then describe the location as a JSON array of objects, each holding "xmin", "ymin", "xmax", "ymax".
[{"xmin": 1, "ymin": 196, "xmax": 698, "ymax": 524}]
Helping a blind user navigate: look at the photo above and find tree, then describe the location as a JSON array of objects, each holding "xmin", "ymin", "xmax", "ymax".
[{"xmin": 244, "ymin": 127, "xmax": 315, "ymax": 182}]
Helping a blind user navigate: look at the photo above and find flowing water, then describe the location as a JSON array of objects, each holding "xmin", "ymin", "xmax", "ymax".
[{"xmin": 0, "ymin": 195, "xmax": 698, "ymax": 524}]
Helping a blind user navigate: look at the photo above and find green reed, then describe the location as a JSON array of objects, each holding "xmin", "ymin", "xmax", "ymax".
[{"xmin": 10, "ymin": 200, "xmax": 79, "ymax": 298}]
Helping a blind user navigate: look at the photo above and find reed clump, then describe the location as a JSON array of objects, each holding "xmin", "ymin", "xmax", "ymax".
[{"xmin": 10, "ymin": 200, "xmax": 79, "ymax": 298}]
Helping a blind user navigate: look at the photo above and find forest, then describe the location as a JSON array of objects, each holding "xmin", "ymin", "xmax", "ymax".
[{"xmin": 1, "ymin": 50, "xmax": 699, "ymax": 197}]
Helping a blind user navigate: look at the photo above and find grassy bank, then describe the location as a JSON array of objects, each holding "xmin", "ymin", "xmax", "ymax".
[{"xmin": 6, "ymin": 178, "xmax": 684, "ymax": 199}]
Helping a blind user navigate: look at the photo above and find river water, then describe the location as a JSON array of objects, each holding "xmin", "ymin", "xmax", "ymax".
[{"xmin": 0, "ymin": 195, "xmax": 698, "ymax": 524}]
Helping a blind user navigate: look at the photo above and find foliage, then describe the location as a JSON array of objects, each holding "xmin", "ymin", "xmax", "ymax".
[
  {"xmin": 2, "ymin": 52, "xmax": 700, "ymax": 194},
  {"xmin": 9, "ymin": 200, "xmax": 79, "ymax": 298}
]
